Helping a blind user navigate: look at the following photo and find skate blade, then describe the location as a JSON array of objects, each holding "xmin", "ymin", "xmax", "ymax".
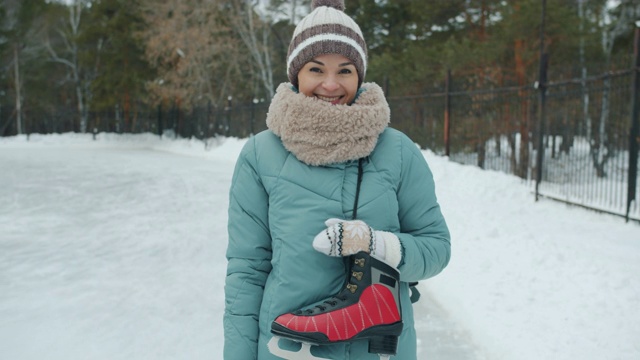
[
  {"xmin": 268, "ymin": 336, "xmax": 393, "ymax": 360},
  {"xmin": 267, "ymin": 336, "xmax": 330, "ymax": 360}
]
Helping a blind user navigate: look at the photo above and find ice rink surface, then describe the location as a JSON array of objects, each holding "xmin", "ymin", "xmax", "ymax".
[{"xmin": 1, "ymin": 134, "xmax": 639, "ymax": 359}]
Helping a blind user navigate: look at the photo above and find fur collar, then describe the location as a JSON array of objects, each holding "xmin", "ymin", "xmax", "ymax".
[{"xmin": 266, "ymin": 82, "xmax": 390, "ymax": 166}]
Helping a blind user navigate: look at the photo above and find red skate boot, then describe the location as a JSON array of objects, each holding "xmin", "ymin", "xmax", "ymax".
[{"xmin": 271, "ymin": 251, "xmax": 403, "ymax": 356}]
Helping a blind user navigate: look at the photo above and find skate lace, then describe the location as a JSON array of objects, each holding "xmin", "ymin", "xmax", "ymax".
[
  {"xmin": 304, "ymin": 293, "xmax": 349, "ymax": 314},
  {"xmin": 305, "ymin": 258, "xmax": 364, "ymax": 313}
]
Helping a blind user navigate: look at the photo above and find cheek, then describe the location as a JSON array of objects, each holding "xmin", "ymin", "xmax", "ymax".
[
  {"xmin": 297, "ymin": 76, "xmax": 316, "ymax": 97},
  {"xmin": 344, "ymin": 83, "xmax": 359, "ymax": 103},
  {"xmin": 299, "ymin": 84, "xmax": 314, "ymax": 98}
]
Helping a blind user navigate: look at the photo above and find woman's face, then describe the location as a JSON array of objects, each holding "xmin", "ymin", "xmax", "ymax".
[{"xmin": 297, "ymin": 53, "xmax": 359, "ymax": 105}]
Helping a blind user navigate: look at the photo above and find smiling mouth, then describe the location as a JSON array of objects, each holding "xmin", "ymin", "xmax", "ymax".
[{"xmin": 316, "ymin": 95, "xmax": 343, "ymax": 104}]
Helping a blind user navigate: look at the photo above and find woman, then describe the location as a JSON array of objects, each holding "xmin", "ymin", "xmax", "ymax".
[{"xmin": 223, "ymin": 1, "xmax": 450, "ymax": 359}]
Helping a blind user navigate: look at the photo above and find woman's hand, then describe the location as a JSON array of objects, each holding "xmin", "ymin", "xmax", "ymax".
[{"xmin": 313, "ymin": 218, "xmax": 402, "ymax": 267}]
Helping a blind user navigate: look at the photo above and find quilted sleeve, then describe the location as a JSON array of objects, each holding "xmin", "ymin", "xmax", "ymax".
[
  {"xmin": 395, "ymin": 134, "xmax": 451, "ymax": 281},
  {"xmin": 223, "ymin": 137, "xmax": 272, "ymax": 360}
]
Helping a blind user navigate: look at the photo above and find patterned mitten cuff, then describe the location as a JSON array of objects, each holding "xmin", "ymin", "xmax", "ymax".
[{"xmin": 313, "ymin": 219, "xmax": 400, "ymax": 268}]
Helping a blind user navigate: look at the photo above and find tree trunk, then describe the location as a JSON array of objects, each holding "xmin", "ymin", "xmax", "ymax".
[
  {"xmin": 75, "ymin": 74, "xmax": 86, "ymax": 133},
  {"xmin": 515, "ymin": 38, "xmax": 530, "ymax": 179},
  {"xmin": 14, "ymin": 44, "xmax": 22, "ymax": 135},
  {"xmin": 578, "ymin": 0, "xmax": 592, "ymax": 148},
  {"xmin": 124, "ymin": 90, "xmax": 131, "ymax": 132}
]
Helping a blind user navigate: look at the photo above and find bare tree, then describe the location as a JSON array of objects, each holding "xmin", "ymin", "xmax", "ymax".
[
  {"xmin": 590, "ymin": 0, "xmax": 640, "ymax": 177},
  {"xmin": 44, "ymin": 0, "xmax": 92, "ymax": 133},
  {"xmin": 2, "ymin": 0, "xmax": 33, "ymax": 135},
  {"xmin": 267, "ymin": 0, "xmax": 308, "ymax": 25},
  {"xmin": 0, "ymin": 0, "xmax": 61, "ymax": 136},
  {"xmin": 138, "ymin": 0, "xmax": 242, "ymax": 108},
  {"xmin": 229, "ymin": 0, "xmax": 275, "ymax": 99}
]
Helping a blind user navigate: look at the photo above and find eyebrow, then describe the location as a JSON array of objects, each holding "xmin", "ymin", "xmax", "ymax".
[{"xmin": 310, "ymin": 59, "xmax": 354, "ymax": 67}]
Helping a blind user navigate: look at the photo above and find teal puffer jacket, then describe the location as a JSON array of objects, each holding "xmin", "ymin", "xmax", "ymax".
[{"xmin": 224, "ymin": 127, "xmax": 450, "ymax": 359}]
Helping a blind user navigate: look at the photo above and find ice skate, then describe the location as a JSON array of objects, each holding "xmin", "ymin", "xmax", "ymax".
[{"xmin": 271, "ymin": 251, "xmax": 402, "ymax": 357}]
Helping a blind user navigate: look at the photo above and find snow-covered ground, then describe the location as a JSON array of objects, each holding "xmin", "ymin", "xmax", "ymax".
[{"xmin": 1, "ymin": 132, "xmax": 639, "ymax": 360}]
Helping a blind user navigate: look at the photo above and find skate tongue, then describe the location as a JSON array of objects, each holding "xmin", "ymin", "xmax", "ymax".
[{"xmin": 267, "ymin": 336, "xmax": 331, "ymax": 359}]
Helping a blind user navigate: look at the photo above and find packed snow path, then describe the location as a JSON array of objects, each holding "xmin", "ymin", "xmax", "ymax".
[{"xmin": 0, "ymin": 143, "xmax": 484, "ymax": 359}]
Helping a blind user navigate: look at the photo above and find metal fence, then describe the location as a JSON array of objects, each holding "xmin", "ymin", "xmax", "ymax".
[
  {"xmin": 384, "ymin": 30, "xmax": 640, "ymax": 222},
  {"xmin": 2, "ymin": 55, "xmax": 639, "ymax": 222},
  {"xmin": 390, "ymin": 70, "xmax": 638, "ymax": 222}
]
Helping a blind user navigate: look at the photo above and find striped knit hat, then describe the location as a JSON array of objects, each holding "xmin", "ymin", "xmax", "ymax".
[{"xmin": 287, "ymin": 0, "xmax": 367, "ymax": 89}]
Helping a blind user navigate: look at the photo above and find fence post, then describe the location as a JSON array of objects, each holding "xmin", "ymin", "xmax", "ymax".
[
  {"xmin": 224, "ymin": 96, "xmax": 232, "ymax": 137},
  {"xmin": 626, "ymin": 26, "xmax": 640, "ymax": 222},
  {"xmin": 207, "ymin": 100, "xmax": 213, "ymax": 138},
  {"xmin": 157, "ymin": 103, "xmax": 163, "ymax": 138},
  {"xmin": 115, "ymin": 103, "xmax": 121, "ymax": 133},
  {"xmin": 251, "ymin": 98, "xmax": 258, "ymax": 136},
  {"xmin": 535, "ymin": 0, "xmax": 548, "ymax": 201},
  {"xmin": 535, "ymin": 53, "xmax": 548, "ymax": 201},
  {"xmin": 444, "ymin": 69, "xmax": 451, "ymax": 157}
]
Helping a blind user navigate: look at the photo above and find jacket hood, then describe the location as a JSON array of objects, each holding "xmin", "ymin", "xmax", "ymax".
[{"xmin": 266, "ymin": 82, "xmax": 390, "ymax": 166}]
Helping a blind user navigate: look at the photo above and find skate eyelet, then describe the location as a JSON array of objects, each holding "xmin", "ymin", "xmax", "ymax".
[
  {"xmin": 352, "ymin": 271, "xmax": 363, "ymax": 281},
  {"xmin": 346, "ymin": 283, "xmax": 358, "ymax": 293},
  {"xmin": 354, "ymin": 258, "xmax": 365, "ymax": 267}
]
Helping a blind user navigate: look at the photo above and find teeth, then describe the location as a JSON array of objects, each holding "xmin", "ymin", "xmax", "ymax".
[{"xmin": 317, "ymin": 95, "xmax": 341, "ymax": 103}]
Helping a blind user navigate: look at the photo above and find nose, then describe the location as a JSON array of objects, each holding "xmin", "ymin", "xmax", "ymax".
[{"xmin": 322, "ymin": 75, "xmax": 340, "ymax": 92}]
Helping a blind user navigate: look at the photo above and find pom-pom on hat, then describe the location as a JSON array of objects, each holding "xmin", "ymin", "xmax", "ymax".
[{"xmin": 287, "ymin": 0, "xmax": 367, "ymax": 88}]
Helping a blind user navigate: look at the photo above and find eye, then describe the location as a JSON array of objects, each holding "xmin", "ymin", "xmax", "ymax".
[
  {"xmin": 339, "ymin": 68, "xmax": 353, "ymax": 74},
  {"xmin": 309, "ymin": 67, "xmax": 322, "ymax": 73}
]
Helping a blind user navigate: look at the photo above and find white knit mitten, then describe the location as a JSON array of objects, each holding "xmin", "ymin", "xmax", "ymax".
[{"xmin": 312, "ymin": 218, "xmax": 402, "ymax": 268}]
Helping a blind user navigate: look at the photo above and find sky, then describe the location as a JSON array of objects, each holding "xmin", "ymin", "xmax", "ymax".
[{"xmin": 1, "ymin": 132, "xmax": 639, "ymax": 360}]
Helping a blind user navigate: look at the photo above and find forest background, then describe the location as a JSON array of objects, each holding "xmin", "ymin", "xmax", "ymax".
[{"xmin": 1, "ymin": 0, "xmax": 639, "ymax": 137}]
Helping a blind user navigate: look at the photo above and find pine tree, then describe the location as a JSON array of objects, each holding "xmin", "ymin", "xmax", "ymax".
[{"xmin": 82, "ymin": 0, "xmax": 154, "ymax": 132}]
